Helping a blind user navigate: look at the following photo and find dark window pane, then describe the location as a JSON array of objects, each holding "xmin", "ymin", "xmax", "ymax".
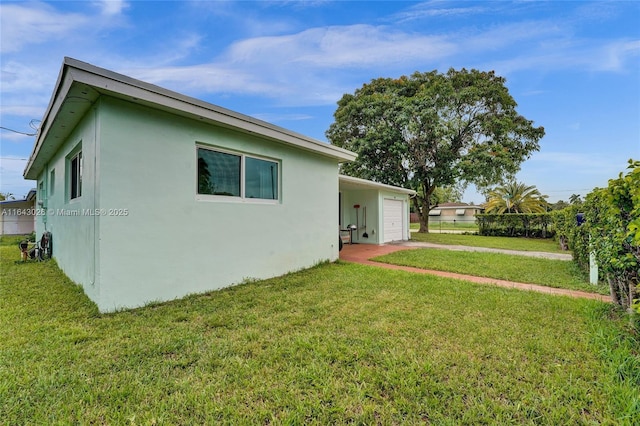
[
  {"xmin": 70, "ymin": 154, "xmax": 81, "ymax": 199},
  {"xmin": 197, "ymin": 149, "xmax": 241, "ymax": 197},
  {"xmin": 245, "ymin": 157, "xmax": 278, "ymax": 200},
  {"xmin": 78, "ymin": 152, "xmax": 82, "ymax": 198}
]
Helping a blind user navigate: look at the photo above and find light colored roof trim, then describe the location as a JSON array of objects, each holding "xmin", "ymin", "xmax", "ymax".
[
  {"xmin": 339, "ymin": 175, "xmax": 416, "ymax": 195},
  {"xmin": 0, "ymin": 189, "xmax": 37, "ymax": 205},
  {"xmin": 25, "ymin": 57, "xmax": 356, "ymax": 179},
  {"xmin": 432, "ymin": 205, "xmax": 484, "ymax": 210}
]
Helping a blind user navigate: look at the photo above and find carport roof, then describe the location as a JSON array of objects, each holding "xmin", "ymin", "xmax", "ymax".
[{"xmin": 339, "ymin": 175, "xmax": 416, "ymax": 195}]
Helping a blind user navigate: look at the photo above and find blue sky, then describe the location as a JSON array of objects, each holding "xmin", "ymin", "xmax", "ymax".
[{"xmin": 1, "ymin": 0, "xmax": 639, "ymax": 203}]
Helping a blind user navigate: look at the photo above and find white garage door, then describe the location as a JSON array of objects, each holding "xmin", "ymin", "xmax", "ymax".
[{"xmin": 383, "ymin": 199, "xmax": 404, "ymax": 242}]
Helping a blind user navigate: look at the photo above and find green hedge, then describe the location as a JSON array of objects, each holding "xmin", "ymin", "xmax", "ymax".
[
  {"xmin": 476, "ymin": 213, "xmax": 555, "ymax": 238},
  {"xmin": 554, "ymin": 160, "xmax": 639, "ymax": 313}
]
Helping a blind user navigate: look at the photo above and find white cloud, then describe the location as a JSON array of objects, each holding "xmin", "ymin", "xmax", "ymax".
[
  {"xmin": 123, "ymin": 24, "xmax": 456, "ymax": 106},
  {"xmin": 93, "ymin": 0, "xmax": 128, "ymax": 17},
  {"xmin": 595, "ymin": 40, "xmax": 640, "ymax": 72},
  {"xmin": 227, "ymin": 25, "xmax": 455, "ymax": 69},
  {"xmin": 1, "ymin": 60, "xmax": 56, "ymax": 95},
  {"xmin": 392, "ymin": 1, "xmax": 488, "ymax": 23},
  {"xmin": 0, "ymin": 2, "xmax": 88, "ymax": 53},
  {"xmin": 107, "ymin": 13, "xmax": 638, "ymax": 110}
]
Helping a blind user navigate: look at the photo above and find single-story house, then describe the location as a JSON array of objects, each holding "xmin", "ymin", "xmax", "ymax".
[
  {"xmin": 426, "ymin": 202, "xmax": 484, "ymax": 224},
  {"xmin": 0, "ymin": 189, "xmax": 37, "ymax": 235},
  {"xmin": 23, "ymin": 58, "xmax": 413, "ymax": 312}
]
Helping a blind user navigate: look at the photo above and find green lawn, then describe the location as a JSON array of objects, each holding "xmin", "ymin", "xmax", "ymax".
[
  {"xmin": 410, "ymin": 231, "xmax": 565, "ymax": 253},
  {"xmin": 411, "ymin": 222, "xmax": 479, "ymax": 232},
  {"xmin": 373, "ymin": 248, "xmax": 609, "ymax": 295},
  {"xmin": 1, "ymin": 245, "xmax": 638, "ymax": 424}
]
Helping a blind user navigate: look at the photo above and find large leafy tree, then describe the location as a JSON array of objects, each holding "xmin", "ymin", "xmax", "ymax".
[
  {"xmin": 484, "ymin": 181, "xmax": 549, "ymax": 213},
  {"xmin": 326, "ymin": 68, "xmax": 545, "ymax": 232}
]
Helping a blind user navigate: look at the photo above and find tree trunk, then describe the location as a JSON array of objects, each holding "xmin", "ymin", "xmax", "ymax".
[
  {"xmin": 412, "ymin": 196, "xmax": 428, "ymax": 233},
  {"xmin": 608, "ymin": 276, "xmax": 622, "ymax": 307},
  {"xmin": 415, "ymin": 183, "xmax": 435, "ymax": 233}
]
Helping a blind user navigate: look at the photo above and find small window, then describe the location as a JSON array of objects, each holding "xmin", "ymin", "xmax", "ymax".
[
  {"xmin": 455, "ymin": 209, "xmax": 465, "ymax": 215},
  {"xmin": 50, "ymin": 169, "xmax": 55, "ymax": 195},
  {"xmin": 197, "ymin": 146, "xmax": 279, "ymax": 201},
  {"xmin": 38, "ymin": 180, "xmax": 45, "ymax": 201},
  {"xmin": 245, "ymin": 157, "xmax": 278, "ymax": 200},
  {"xmin": 198, "ymin": 149, "xmax": 240, "ymax": 196},
  {"xmin": 70, "ymin": 151, "xmax": 82, "ymax": 199},
  {"xmin": 429, "ymin": 209, "xmax": 441, "ymax": 216}
]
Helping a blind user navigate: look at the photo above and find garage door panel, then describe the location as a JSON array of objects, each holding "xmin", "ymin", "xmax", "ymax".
[{"xmin": 383, "ymin": 199, "xmax": 404, "ymax": 242}]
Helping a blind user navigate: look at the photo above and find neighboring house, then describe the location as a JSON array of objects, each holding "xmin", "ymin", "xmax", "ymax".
[
  {"xmin": 427, "ymin": 202, "xmax": 484, "ymax": 224},
  {"xmin": 0, "ymin": 189, "xmax": 36, "ymax": 235},
  {"xmin": 339, "ymin": 175, "xmax": 415, "ymax": 244},
  {"xmin": 23, "ymin": 58, "xmax": 411, "ymax": 312}
]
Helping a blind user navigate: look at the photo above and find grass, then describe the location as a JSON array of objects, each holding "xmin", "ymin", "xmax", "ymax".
[
  {"xmin": 373, "ymin": 248, "xmax": 610, "ymax": 295},
  {"xmin": 2, "ymin": 245, "xmax": 639, "ymax": 424},
  {"xmin": 0, "ymin": 233, "xmax": 34, "ymax": 246},
  {"xmin": 410, "ymin": 231, "xmax": 565, "ymax": 253}
]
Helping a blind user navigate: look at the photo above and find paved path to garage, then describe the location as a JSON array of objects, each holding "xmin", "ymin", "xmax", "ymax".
[
  {"xmin": 400, "ymin": 241, "xmax": 573, "ymax": 260},
  {"xmin": 339, "ymin": 243, "xmax": 611, "ymax": 302}
]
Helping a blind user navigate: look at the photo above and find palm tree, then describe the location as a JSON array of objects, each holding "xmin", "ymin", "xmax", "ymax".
[{"xmin": 484, "ymin": 182, "xmax": 548, "ymax": 213}]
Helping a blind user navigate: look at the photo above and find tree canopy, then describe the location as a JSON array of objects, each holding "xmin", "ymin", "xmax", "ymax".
[
  {"xmin": 326, "ymin": 68, "xmax": 545, "ymax": 232},
  {"xmin": 484, "ymin": 181, "xmax": 549, "ymax": 214}
]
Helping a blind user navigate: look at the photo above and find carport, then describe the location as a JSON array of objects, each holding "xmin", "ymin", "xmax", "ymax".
[{"xmin": 338, "ymin": 175, "xmax": 416, "ymax": 245}]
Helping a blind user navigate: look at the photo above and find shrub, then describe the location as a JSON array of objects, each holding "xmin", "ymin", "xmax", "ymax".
[
  {"xmin": 476, "ymin": 213, "xmax": 555, "ymax": 238},
  {"xmin": 556, "ymin": 160, "xmax": 639, "ymax": 312}
]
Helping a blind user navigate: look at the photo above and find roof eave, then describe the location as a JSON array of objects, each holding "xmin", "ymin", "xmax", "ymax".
[
  {"xmin": 24, "ymin": 57, "xmax": 357, "ymax": 179},
  {"xmin": 339, "ymin": 174, "xmax": 416, "ymax": 195}
]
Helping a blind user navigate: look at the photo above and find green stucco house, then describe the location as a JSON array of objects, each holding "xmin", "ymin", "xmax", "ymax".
[{"xmin": 24, "ymin": 58, "xmax": 412, "ymax": 312}]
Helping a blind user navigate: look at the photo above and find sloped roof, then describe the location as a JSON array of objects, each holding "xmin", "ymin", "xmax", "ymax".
[
  {"xmin": 0, "ymin": 189, "xmax": 36, "ymax": 205},
  {"xmin": 24, "ymin": 58, "xmax": 356, "ymax": 180},
  {"xmin": 339, "ymin": 175, "xmax": 416, "ymax": 195}
]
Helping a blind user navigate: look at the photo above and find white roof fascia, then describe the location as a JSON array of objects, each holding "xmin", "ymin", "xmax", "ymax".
[
  {"xmin": 338, "ymin": 174, "xmax": 416, "ymax": 195},
  {"xmin": 25, "ymin": 58, "xmax": 357, "ymax": 179},
  {"xmin": 65, "ymin": 59, "xmax": 356, "ymax": 161}
]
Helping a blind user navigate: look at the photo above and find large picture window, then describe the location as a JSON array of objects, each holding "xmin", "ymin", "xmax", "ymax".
[{"xmin": 197, "ymin": 147, "xmax": 279, "ymax": 201}]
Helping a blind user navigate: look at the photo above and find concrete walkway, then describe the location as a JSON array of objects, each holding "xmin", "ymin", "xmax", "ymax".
[
  {"xmin": 339, "ymin": 243, "xmax": 611, "ymax": 302},
  {"xmin": 398, "ymin": 241, "xmax": 573, "ymax": 261}
]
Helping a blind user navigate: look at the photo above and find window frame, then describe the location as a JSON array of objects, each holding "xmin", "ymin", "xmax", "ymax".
[
  {"xmin": 67, "ymin": 143, "xmax": 83, "ymax": 202},
  {"xmin": 49, "ymin": 169, "xmax": 55, "ymax": 196},
  {"xmin": 196, "ymin": 144, "xmax": 280, "ymax": 204}
]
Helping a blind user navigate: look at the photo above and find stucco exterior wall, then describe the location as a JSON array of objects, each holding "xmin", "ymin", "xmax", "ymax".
[
  {"xmin": 339, "ymin": 188, "xmax": 411, "ymax": 245},
  {"xmin": 340, "ymin": 189, "xmax": 380, "ymax": 244},
  {"xmin": 93, "ymin": 97, "xmax": 340, "ymax": 311},
  {"xmin": 34, "ymin": 107, "xmax": 100, "ymax": 303}
]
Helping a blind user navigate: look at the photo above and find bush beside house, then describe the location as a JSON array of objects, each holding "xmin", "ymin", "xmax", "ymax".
[{"xmin": 555, "ymin": 160, "xmax": 639, "ymax": 314}]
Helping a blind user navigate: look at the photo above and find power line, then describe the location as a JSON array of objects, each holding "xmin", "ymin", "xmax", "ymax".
[
  {"xmin": 544, "ymin": 189, "xmax": 593, "ymax": 193},
  {"xmin": 0, "ymin": 126, "xmax": 37, "ymax": 136}
]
